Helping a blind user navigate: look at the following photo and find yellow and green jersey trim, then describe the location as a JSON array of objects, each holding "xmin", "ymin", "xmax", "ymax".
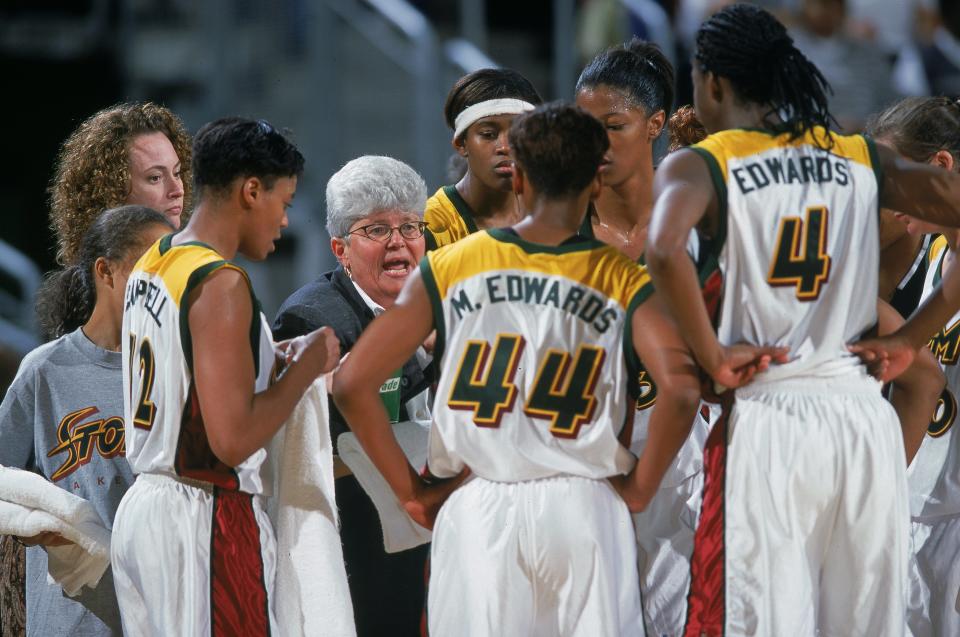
[
  {"xmin": 930, "ymin": 234, "xmax": 950, "ymax": 288},
  {"xmin": 135, "ymin": 234, "xmax": 262, "ymax": 377},
  {"xmin": 424, "ymin": 185, "xmax": 480, "ymax": 251},
  {"xmin": 420, "ymin": 228, "xmax": 653, "ymax": 369},
  {"xmin": 688, "ymin": 126, "xmax": 884, "ymax": 268}
]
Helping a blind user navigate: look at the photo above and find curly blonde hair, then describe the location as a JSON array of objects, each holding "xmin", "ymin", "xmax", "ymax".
[{"xmin": 49, "ymin": 102, "xmax": 192, "ymax": 264}]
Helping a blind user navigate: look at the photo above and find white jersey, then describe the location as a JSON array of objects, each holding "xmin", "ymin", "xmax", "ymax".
[
  {"xmin": 909, "ymin": 235, "xmax": 960, "ymax": 521},
  {"xmin": 122, "ymin": 235, "xmax": 277, "ymax": 494},
  {"xmin": 421, "ymin": 229, "xmax": 649, "ymax": 482},
  {"xmin": 692, "ymin": 127, "xmax": 882, "ymax": 381}
]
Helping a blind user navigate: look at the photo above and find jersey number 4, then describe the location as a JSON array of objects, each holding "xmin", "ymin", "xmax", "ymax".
[
  {"xmin": 448, "ymin": 334, "xmax": 606, "ymax": 439},
  {"xmin": 767, "ymin": 206, "xmax": 831, "ymax": 301},
  {"xmin": 128, "ymin": 333, "xmax": 157, "ymax": 430}
]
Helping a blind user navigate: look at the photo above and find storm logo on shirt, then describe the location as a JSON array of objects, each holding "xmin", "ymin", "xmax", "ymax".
[{"xmin": 47, "ymin": 406, "xmax": 125, "ymax": 482}]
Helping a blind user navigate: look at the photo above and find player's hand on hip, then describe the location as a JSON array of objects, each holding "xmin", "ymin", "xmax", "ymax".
[
  {"xmin": 608, "ymin": 474, "xmax": 655, "ymax": 513},
  {"xmin": 848, "ymin": 334, "xmax": 915, "ymax": 383},
  {"xmin": 287, "ymin": 327, "xmax": 341, "ymax": 376},
  {"xmin": 707, "ymin": 343, "xmax": 789, "ymax": 390},
  {"xmin": 404, "ymin": 468, "xmax": 470, "ymax": 530}
]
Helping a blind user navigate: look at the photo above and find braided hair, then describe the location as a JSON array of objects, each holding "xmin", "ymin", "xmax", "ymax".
[
  {"xmin": 695, "ymin": 4, "xmax": 834, "ymax": 142},
  {"xmin": 36, "ymin": 205, "xmax": 173, "ymax": 341},
  {"xmin": 865, "ymin": 97, "xmax": 960, "ymax": 165},
  {"xmin": 576, "ymin": 38, "xmax": 675, "ymax": 120}
]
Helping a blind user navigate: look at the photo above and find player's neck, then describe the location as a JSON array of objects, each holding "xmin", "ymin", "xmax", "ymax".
[
  {"xmin": 457, "ymin": 173, "xmax": 519, "ymax": 226},
  {"xmin": 514, "ymin": 196, "xmax": 591, "ymax": 246},
  {"xmin": 595, "ymin": 171, "xmax": 652, "ymax": 233},
  {"xmin": 82, "ymin": 304, "xmax": 122, "ymax": 352},
  {"xmin": 721, "ymin": 104, "xmax": 775, "ymax": 133},
  {"xmin": 173, "ymin": 204, "xmax": 241, "ymax": 260}
]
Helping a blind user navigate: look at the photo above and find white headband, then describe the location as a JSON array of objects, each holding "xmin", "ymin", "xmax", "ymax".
[{"xmin": 453, "ymin": 98, "xmax": 536, "ymax": 141}]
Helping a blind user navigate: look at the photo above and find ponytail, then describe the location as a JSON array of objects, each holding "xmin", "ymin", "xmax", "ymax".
[{"xmin": 35, "ymin": 205, "xmax": 173, "ymax": 341}]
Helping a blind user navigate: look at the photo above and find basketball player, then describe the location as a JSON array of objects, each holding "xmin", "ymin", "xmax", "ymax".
[
  {"xmin": 424, "ymin": 68, "xmax": 542, "ymax": 249},
  {"xmin": 857, "ymin": 97, "xmax": 960, "ymax": 636},
  {"xmin": 111, "ymin": 118, "xmax": 339, "ymax": 635},
  {"xmin": 333, "ymin": 102, "xmax": 782, "ymax": 636},
  {"xmin": 904, "ymin": 228, "xmax": 960, "ymax": 636},
  {"xmin": 576, "ymin": 40, "xmax": 715, "ymax": 635},
  {"xmin": 646, "ymin": 5, "xmax": 960, "ymax": 636}
]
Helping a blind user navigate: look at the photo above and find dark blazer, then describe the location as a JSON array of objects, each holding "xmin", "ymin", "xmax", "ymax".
[
  {"xmin": 272, "ymin": 266, "xmax": 432, "ymax": 448},
  {"xmin": 273, "ymin": 265, "xmax": 433, "ymax": 636}
]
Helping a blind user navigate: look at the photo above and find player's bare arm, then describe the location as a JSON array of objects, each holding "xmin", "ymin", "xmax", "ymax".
[
  {"xmin": 646, "ymin": 151, "xmax": 721, "ymax": 364},
  {"xmin": 333, "ymin": 268, "xmax": 466, "ymax": 529},
  {"xmin": 611, "ymin": 294, "xmax": 701, "ymax": 512},
  {"xmin": 878, "ymin": 143, "xmax": 960, "ymax": 230},
  {"xmin": 647, "ymin": 150, "xmax": 788, "ymax": 385},
  {"xmin": 853, "ymin": 238, "xmax": 960, "ymax": 380},
  {"xmin": 876, "ymin": 299, "xmax": 944, "ymax": 463},
  {"xmin": 190, "ymin": 267, "xmax": 339, "ymax": 467}
]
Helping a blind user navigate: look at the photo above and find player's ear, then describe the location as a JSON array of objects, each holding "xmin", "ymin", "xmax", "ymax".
[
  {"xmin": 512, "ymin": 163, "xmax": 525, "ymax": 195},
  {"xmin": 240, "ymin": 176, "xmax": 263, "ymax": 208},
  {"xmin": 452, "ymin": 133, "xmax": 468, "ymax": 157},
  {"xmin": 647, "ymin": 110, "xmax": 666, "ymax": 141},
  {"xmin": 589, "ymin": 171, "xmax": 603, "ymax": 200},
  {"xmin": 93, "ymin": 256, "xmax": 114, "ymax": 288},
  {"xmin": 931, "ymin": 149, "xmax": 955, "ymax": 173},
  {"xmin": 710, "ymin": 73, "xmax": 725, "ymax": 104}
]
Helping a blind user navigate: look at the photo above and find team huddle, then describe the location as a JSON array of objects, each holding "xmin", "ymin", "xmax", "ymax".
[{"xmin": 6, "ymin": 2, "xmax": 960, "ymax": 636}]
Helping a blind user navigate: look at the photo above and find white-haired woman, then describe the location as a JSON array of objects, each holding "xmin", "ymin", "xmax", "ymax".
[{"xmin": 272, "ymin": 155, "xmax": 432, "ymax": 637}]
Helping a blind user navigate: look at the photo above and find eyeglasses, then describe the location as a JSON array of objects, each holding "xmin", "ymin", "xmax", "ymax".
[{"xmin": 346, "ymin": 221, "xmax": 428, "ymax": 242}]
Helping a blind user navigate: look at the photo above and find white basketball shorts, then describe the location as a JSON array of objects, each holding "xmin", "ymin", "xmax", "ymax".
[
  {"xmin": 111, "ymin": 473, "xmax": 277, "ymax": 636},
  {"xmin": 684, "ymin": 373, "xmax": 909, "ymax": 637},
  {"xmin": 427, "ymin": 475, "xmax": 644, "ymax": 637}
]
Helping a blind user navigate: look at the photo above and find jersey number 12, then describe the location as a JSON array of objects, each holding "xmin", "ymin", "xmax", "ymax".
[{"xmin": 128, "ymin": 333, "xmax": 157, "ymax": 430}]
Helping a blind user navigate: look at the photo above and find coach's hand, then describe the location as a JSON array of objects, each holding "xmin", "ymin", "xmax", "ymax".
[
  {"xmin": 704, "ymin": 343, "xmax": 789, "ymax": 390},
  {"xmin": 849, "ymin": 334, "xmax": 916, "ymax": 383},
  {"xmin": 404, "ymin": 469, "xmax": 470, "ymax": 530}
]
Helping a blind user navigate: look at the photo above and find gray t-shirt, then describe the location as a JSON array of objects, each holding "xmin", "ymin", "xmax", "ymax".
[{"xmin": 0, "ymin": 328, "xmax": 133, "ymax": 636}]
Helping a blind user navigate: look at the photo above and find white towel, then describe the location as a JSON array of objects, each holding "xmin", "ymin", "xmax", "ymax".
[
  {"xmin": 337, "ymin": 421, "xmax": 432, "ymax": 553},
  {"xmin": 0, "ymin": 465, "xmax": 111, "ymax": 596},
  {"xmin": 268, "ymin": 375, "xmax": 356, "ymax": 637}
]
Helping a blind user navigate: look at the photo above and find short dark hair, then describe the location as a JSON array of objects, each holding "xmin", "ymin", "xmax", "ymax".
[
  {"xmin": 443, "ymin": 68, "xmax": 542, "ymax": 136},
  {"xmin": 192, "ymin": 117, "xmax": 305, "ymax": 194},
  {"xmin": 576, "ymin": 38, "xmax": 675, "ymax": 118},
  {"xmin": 509, "ymin": 102, "xmax": 609, "ymax": 199}
]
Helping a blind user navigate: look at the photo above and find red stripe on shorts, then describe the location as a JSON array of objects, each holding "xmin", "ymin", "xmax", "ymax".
[
  {"xmin": 684, "ymin": 400, "xmax": 729, "ymax": 637},
  {"xmin": 210, "ymin": 488, "xmax": 270, "ymax": 637}
]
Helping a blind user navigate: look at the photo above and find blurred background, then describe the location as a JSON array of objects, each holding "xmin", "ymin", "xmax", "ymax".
[{"xmin": 0, "ymin": 0, "xmax": 957, "ymax": 379}]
